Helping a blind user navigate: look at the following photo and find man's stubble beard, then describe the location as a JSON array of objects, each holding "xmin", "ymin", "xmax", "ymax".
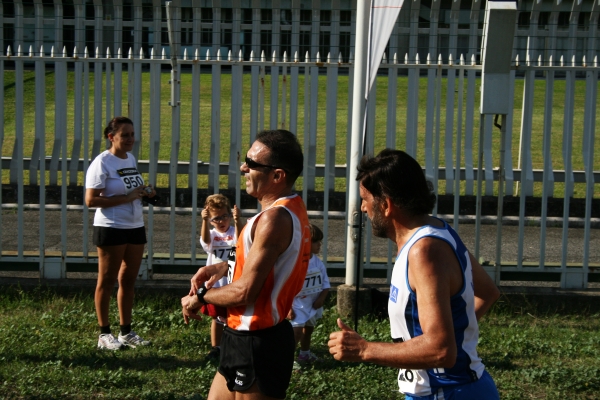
[{"xmin": 370, "ymin": 199, "xmax": 389, "ymax": 239}]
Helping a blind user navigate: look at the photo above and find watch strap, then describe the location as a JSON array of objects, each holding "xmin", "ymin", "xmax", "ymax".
[{"xmin": 196, "ymin": 282, "xmax": 210, "ymax": 304}]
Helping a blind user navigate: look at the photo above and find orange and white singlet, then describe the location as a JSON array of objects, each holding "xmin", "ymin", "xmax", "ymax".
[{"xmin": 227, "ymin": 194, "xmax": 311, "ymax": 331}]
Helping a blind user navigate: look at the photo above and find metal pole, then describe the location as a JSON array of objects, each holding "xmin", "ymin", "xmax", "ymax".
[
  {"xmin": 474, "ymin": 114, "xmax": 484, "ymax": 260},
  {"xmin": 166, "ymin": 2, "xmax": 181, "ymax": 263},
  {"xmin": 494, "ymin": 115, "xmax": 506, "ymax": 285},
  {"xmin": 345, "ymin": 0, "xmax": 370, "ymax": 288}
]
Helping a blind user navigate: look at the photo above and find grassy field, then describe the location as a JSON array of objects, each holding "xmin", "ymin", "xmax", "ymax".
[
  {"xmin": 2, "ymin": 68, "xmax": 599, "ymax": 197},
  {"xmin": 0, "ymin": 285, "xmax": 598, "ymax": 399}
]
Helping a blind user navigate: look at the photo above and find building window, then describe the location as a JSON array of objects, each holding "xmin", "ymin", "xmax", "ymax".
[
  {"xmin": 3, "ymin": 3, "xmax": 14, "ymax": 18},
  {"xmin": 222, "ymin": 29, "xmax": 233, "ymax": 52},
  {"xmin": 201, "ymin": 28, "xmax": 212, "ymax": 48},
  {"xmin": 261, "ymin": 9, "xmax": 272, "ymax": 24},
  {"xmin": 340, "ymin": 10, "xmax": 352, "ymax": 27},
  {"xmin": 122, "ymin": 1, "xmax": 133, "ymax": 22},
  {"xmin": 181, "ymin": 28, "xmax": 193, "ymax": 46},
  {"xmin": 181, "ymin": 7, "xmax": 193, "ymax": 22},
  {"xmin": 63, "ymin": 1, "xmax": 75, "ymax": 19},
  {"xmin": 85, "ymin": 3, "xmax": 95, "ymax": 20},
  {"xmin": 320, "ymin": 10, "xmax": 331, "ymax": 27},
  {"xmin": 518, "ymin": 12, "xmax": 531, "ymax": 29},
  {"xmin": 85, "ymin": 25, "xmax": 95, "ymax": 53},
  {"xmin": 339, "ymin": 31, "xmax": 351, "ymax": 61},
  {"xmin": 242, "ymin": 8, "xmax": 253, "ymax": 24},
  {"xmin": 222, "ymin": 8, "xmax": 233, "ymax": 24},
  {"xmin": 261, "ymin": 30, "xmax": 272, "ymax": 58},
  {"xmin": 281, "ymin": 9, "xmax": 292, "ymax": 25},
  {"xmin": 300, "ymin": 10, "xmax": 312, "ymax": 26},
  {"xmin": 280, "ymin": 30, "xmax": 292, "ymax": 58},
  {"xmin": 319, "ymin": 32, "xmax": 330, "ymax": 60},
  {"xmin": 538, "ymin": 12, "xmax": 550, "ymax": 30},
  {"xmin": 142, "ymin": 5, "xmax": 154, "ymax": 22},
  {"xmin": 161, "ymin": 27, "xmax": 169, "ymax": 46},
  {"xmin": 299, "ymin": 31, "xmax": 311, "ymax": 60},
  {"xmin": 242, "ymin": 29, "xmax": 252, "ymax": 59},
  {"xmin": 578, "ymin": 12, "xmax": 588, "ymax": 30},
  {"xmin": 557, "ymin": 12, "xmax": 570, "ymax": 30},
  {"xmin": 201, "ymin": 8, "xmax": 213, "ymax": 23}
]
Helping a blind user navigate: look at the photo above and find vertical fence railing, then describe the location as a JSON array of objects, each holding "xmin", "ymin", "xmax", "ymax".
[
  {"xmin": 582, "ymin": 58, "xmax": 598, "ymax": 288},
  {"xmin": 539, "ymin": 57, "xmax": 555, "ymax": 270}
]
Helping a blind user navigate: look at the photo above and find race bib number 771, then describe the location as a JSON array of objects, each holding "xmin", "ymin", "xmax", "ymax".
[{"xmin": 298, "ymin": 270, "xmax": 323, "ymax": 296}]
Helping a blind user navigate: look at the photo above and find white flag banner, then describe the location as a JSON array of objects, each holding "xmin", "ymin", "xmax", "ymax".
[{"xmin": 366, "ymin": 0, "xmax": 404, "ymax": 98}]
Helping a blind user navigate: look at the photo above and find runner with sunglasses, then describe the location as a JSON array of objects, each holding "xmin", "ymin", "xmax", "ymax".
[
  {"xmin": 199, "ymin": 194, "xmax": 244, "ymax": 361},
  {"xmin": 181, "ymin": 130, "xmax": 311, "ymax": 400}
]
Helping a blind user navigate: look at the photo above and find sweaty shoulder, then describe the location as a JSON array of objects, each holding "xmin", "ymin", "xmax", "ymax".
[
  {"xmin": 408, "ymin": 236, "xmax": 463, "ymax": 295},
  {"xmin": 409, "ymin": 236, "xmax": 451, "ymax": 259},
  {"xmin": 251, "ymin": 206, "xmax": 293, "ymax": 243}
]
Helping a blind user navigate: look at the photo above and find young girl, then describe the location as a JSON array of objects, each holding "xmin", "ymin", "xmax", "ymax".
[
  {"xmin": 199, "ymin": 194, "xmax": 244, "ymax": 360},
  {"xmin": 288, "ymin": 223, "xmax": 330, "ymax": 363}
]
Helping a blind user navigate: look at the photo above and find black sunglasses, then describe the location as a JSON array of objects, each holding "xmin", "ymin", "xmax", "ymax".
[{"xmin": 244, "ymin": 156, "xmax": 286, "ymax": 172}]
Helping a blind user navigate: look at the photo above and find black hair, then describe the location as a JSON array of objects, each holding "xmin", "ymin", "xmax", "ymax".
[
  {"xmin": 356, "ymin": 149, "xmax": 436, "ymax": 216},
  {"xmin": 103, "ymin": 116, "xmax": 134, "ymax": 140},
  {"xmin": 255, "ymin": 129, "xmax": 303, "ymax": 183},
  {"xmin": 309, "ymin": 223, "xmax": 324, "ymax": 242}
]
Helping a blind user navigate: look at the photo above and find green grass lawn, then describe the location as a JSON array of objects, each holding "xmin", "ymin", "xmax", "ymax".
[
  {"xmin": 0, "ymin": 285, "xmax": 598, "ymax": 399},
  {"xmin": 2, "ymin": 68, "xmax": 599, "ymax": 197}
]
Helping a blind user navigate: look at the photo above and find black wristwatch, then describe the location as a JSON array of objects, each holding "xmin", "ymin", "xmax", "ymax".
[{"xmin": 196, "ymin": 282, "xmax": 210, "ymax": 304}]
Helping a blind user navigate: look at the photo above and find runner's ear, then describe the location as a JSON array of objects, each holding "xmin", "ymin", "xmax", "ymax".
[
  {"xmin": 273, "ymin": 169, "xmax": 285, "ymax": 182},
  {"xmin": 382, "ymin": 197, "xmax": 392, "ymax": 217}
]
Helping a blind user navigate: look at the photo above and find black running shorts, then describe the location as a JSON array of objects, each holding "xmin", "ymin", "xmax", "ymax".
[
  {"xmin": 93, "ymin": 226, "xmax": 147, "ymax": 246},
  {"xmin": 218, "ymin": 320, "xmax": 295, "ymax": 399}
]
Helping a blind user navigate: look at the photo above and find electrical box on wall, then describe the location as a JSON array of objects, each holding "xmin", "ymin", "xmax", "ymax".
[{"xmin": 480, "ymin": 0, "xmax": 518, "ymax": 115}]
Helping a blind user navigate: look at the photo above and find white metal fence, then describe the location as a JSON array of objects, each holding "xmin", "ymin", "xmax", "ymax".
[
  {"xmin": 1, "ymin": 0, "xmax": 599, "ymax": 289},
  {"xmin": 1, "ymin": 45, "xmax": 599, "ymax": 288}
]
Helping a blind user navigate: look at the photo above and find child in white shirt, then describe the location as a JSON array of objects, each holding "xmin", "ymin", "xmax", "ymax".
[
  {"xmin": 199, "ymin": 194, "xmax": 244, "ymax": 360},
  {"xmin": 288, "ymin": 223, "xmax": 330, "ymax": 363}
]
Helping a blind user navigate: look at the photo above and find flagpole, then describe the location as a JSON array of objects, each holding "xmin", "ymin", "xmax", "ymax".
[{"xmin": 344, "ymin": 0, "xmax": 371, "ymax": 322}]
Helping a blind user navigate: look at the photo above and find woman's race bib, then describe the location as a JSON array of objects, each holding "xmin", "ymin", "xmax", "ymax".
[{"xmin": 117, "ymin": 167, "xmax": 144, "ymax": 194}]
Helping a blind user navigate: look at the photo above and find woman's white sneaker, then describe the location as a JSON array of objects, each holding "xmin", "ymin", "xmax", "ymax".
[
  {"xmin": 97, "ymin": 333, "xmax": 123, "ymax": 350},
  {"xmin": 118, "ymin": 331, "xmax": 151, "ymax": 348}
]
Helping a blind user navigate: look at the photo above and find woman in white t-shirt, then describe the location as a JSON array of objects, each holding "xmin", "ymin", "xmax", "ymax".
[{"xmin": 85, "ymin": 116, "xmax": 157, "ymax": 351}]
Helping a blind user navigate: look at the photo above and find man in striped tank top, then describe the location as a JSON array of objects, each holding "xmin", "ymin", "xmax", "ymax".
[
  {"xmin": 181, "ymin": 130, "xmax": 311, "ymax": 400},
  {"xmin": 328, "ymin": 149, "xmax": 501, "ymax": 400}
]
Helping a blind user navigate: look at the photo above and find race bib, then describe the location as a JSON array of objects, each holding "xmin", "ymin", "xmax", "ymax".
[
  {"xmin": 117, "ymin": 168, "xmax": 144, "ymax": 194},
  {"xmin": 227, "ymin": 246, "xmax": 236, "ymax": 284},
  {"xmin": 212, "ymin": 246, "xmax": 232, "ymax": 262},
  {"xmin": 298, "ymin": 270, "xmax": 323, "ymax": 296}
]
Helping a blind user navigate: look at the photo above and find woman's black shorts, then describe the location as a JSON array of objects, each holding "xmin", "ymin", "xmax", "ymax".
[
  {"xmin": 93, "ymin": 226, "xmax": 147, "ymax": 247},
  {"xmin": 218, "ymin": 320, "xmax": 295, "ymax": 399}
]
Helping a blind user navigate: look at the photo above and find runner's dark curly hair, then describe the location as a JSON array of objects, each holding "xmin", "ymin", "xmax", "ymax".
[{"xmin": 356, "ymin": 149, "xmax": 436, "ymax": 216}]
